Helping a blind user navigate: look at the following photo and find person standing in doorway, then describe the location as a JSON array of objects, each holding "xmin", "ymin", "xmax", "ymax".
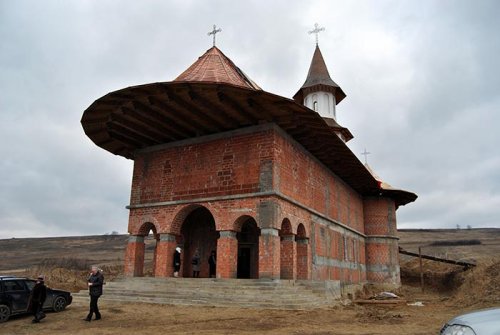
[
  {"xmin": 191, "ymin": 249, "xmax": 201, "ymax": 278},
  {"xmin": 85, "ymin": 265, "xmax": 104, "ymax": 322},
  {"xmin": 29, "ymin": 275, "xmax": 47, "ymax": 323},
  {"xmin": 208, "ymin": 250, "xmax": 216, "ymax": 278},
  {"xmin": 173, "ymin": 247, "xmax": 181, "ymax": 277}
]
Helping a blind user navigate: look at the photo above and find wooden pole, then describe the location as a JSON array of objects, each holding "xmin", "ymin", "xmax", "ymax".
[{"xmin": 419, "ymin": 247, "xmax": 424, "ymax": 293}]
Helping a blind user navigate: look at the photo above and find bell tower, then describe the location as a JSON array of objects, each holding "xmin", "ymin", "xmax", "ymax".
[{"xmin": 293, "ymin": 24, "xmax": 352, "ymax": 142}]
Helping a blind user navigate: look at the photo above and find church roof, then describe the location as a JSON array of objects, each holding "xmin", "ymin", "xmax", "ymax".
[
  {"xmin": 174, "ymin": 46, "xmax": 261, "ymax": 90},
  {"xmin": 81, "ymin": 46, "xmax": 416, "ymax": 206},
  {"xmin": 293, "ymin": 45, "xmax": 346, "ymax": 104}
]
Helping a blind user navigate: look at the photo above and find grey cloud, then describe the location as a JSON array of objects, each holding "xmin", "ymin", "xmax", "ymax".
[{"xmin": 1, "ymin": 0, "xmax": 499, "ymax": 238}]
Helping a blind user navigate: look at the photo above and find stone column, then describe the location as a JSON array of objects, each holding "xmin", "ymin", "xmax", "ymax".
[
  {"xmin": 259, "ymin": 228, "xmax": 280, "ymax": 279},
  {"xmin": 296, "ymin": 237, "xmax": 310, "ymax": 280},
  {"xmin": 217, "ymin": 230, "xmax": 238, "ymax": 278},
  {"xmin": 124, "ymin": 235, "xmax": 145, "ymax": 277},
  {"xmin": 154, "ymin": 233, "xmax": 177, "ymax": 278},
  {"xmin": 280, "ymin": 234, "xmax": 296, "ymax": 280}
]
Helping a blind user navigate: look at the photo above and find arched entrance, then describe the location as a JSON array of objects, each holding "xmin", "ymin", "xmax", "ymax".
[
  {"xmin": 180, "ymin": 207, "xmax": 218, "ymax": 278},
  {"xmin": 138, "ymin": 222, "xmax": 159, "ymax": 277},
  {"xmin": 296, "ymin": 223, "xmax": 309, "ymax": 280},
  {"xmin": 237, "ymin": 217, "xmax": 260, "ymax": 279}
]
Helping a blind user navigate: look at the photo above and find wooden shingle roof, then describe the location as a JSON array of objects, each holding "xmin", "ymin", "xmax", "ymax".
[{"xmin": 175, "ymin": 47, "xmax": 261, "ymax": 90}]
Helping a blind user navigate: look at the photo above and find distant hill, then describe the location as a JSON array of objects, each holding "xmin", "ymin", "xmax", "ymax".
[{"xmin": 1, "ymin": 228, "xmax": 499, "ymax": 272}]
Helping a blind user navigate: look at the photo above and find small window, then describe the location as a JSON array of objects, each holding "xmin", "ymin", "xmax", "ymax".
[{"xmin": 313, "ymin": 101, "xmax": 318, "ymax": 111}]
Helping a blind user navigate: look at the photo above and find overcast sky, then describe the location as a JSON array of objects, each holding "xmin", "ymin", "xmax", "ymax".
[{"xmin": 1, "ymin": 0, "xmax": 499, "ymax": 238}]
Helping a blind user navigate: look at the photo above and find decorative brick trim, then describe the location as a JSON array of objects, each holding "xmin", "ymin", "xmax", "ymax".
[
  {"xmin": 313, "ymin": 255, "xmax": 367, "ymax": 271},
  {"xmin": 365, "ymin": 236, "xmax": 399, "ymax": 243}
]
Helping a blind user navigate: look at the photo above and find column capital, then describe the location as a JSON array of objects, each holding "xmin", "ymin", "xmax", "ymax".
[
  {"xmin": 296, "ymin": 237, "xmax": 309, "ymax": 245},
  {"xmin": 261, "ymin": 227, "xmax": 279, "ymax": 236},
  {"xmin": 219, "ymin": 230, "xmax": 237, "ymax": 238},
  {"xmin": 128, "ymin": 235, "xmax": 144, "ymax": 243},
  {"xmin": 159, "ymin": 233, "xmax": 177, "ymax": 242},
  {"xmin": 281, "ymin": 234, "xmax": 295, "ymax": 241}
]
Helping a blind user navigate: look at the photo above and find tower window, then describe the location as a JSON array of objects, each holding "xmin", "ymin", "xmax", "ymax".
[{"xmin": 313, "ymin": 101, "xmax": 318, "ymax": 111}]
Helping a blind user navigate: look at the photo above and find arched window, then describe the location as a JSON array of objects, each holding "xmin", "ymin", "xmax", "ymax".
[{"xmin": 313, "ymin": 101, "xmax": 318, "ymax": 111}]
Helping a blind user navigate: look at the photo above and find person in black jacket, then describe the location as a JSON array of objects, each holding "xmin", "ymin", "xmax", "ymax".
[
  {"xmin": 208, "ymin": 250, "xmax": 217, "ymax": 278},
  {"xmin": 85, "ymin": 265, "xmax": 104, "ymax": 322},
  {"xmin": 29, "ymin": 275, "xmax": 47, "ymax": 323}
]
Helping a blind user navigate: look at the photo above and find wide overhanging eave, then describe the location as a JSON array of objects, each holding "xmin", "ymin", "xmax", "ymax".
[{"xmin": 81, "ymin": 81, "xmax": 401, "ymax": 197}]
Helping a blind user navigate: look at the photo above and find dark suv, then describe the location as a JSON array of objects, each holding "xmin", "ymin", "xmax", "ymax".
[{"xmin": 0, "ymin": 276, "xmax": 73, "ymax": 322}]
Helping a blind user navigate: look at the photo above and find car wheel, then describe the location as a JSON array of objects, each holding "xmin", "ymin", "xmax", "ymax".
[
  {"xmin": 53, "ymin": 296, "xmax": 67, "ymax": 312},
  {"xmin": 0, "ymin": 304, "xmax": 10, "ymax": 323}
]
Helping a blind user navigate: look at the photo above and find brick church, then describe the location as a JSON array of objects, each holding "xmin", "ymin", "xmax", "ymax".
[{"xmin": 81, "ymin": 31, "xmax": 416, "ymax": 287}]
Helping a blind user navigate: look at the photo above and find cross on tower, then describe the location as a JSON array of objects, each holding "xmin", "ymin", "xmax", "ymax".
[
  {"xmin": 361, "ymin": 148, "xmax": 371, "ymax": 164},
  {"xmin": 208, "ymin": 24, "xmax": 222, "ymax": 47},
  {"xmin": 308, "ymin": 23, "xmax": 325, "ymax": 45}
]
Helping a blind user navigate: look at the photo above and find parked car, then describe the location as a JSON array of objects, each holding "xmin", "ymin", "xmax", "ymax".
[
  {"xmin": 0, "ymin": 276, "xmax": 73, "ymax": 322},
  {"xmin": 440, "ymin": 307, "xmax": 500, "ymax": 335}
]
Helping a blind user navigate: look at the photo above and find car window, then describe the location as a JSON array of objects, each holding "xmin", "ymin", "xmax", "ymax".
[
  {"xmin": 25, "ymin": 280, "xmax": 35, "ymax": 291},
  {"xmin": 3, "ymin": 280, "xmax": 26, "ymax": 292}
]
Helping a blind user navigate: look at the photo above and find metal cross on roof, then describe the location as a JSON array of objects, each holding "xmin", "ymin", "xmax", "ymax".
[
  {"xmin": 308, "ymin": 23, "xmax": 325, "ymax": 45},
  {"xmin": 208, "ymin": 24, "xmax": 222, "ymax": 47},
  {"xmin": 361, "ymin": 148, "xmax": 371, "ymax": 164}
]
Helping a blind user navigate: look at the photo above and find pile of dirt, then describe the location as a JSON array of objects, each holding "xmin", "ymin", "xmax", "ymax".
[
  {"xmin": 400, "ymin": 255, "xmax": 500, "ymax": 307},
  {"xmin": 452, "ymin": 259, "xmax": 500, "ymax": 306},
  {"xmin": 400, "ymin": 258, "xmax": 464, "ymax": 292}
]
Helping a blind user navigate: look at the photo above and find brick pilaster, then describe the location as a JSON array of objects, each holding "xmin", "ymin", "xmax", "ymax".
[
  {"xmin": 280, "ymin": 234, "xmax": 296, "ymax": 279},
  {"xmin": 259, "ymin": 228, "xmax": 280, "ymax": 279},
  {"xmin": 217, "ymin": 230, "xmax": 238, "ymax": 278},
  {"xmin": 296, "ymin": 237, "xmax": 309, "ymax": 280},
  {"xmin": 124, "ymin": 235, "xmax": 145, "ymax": 277},
  {"xmin": 154, "ymin": 233, "xmax": 177, "ymax": 277}
]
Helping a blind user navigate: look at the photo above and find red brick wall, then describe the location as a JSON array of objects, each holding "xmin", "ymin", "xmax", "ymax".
[
  {"xmin": 274, "ymin": 132, "xmax": 364, "ymax": 233},
  {"xmin": 130, "ymin": 129, "xmax": 274, "ymax": 205},
  {"xmin": 124, "ymin": 125, "xmax": 400, "ymax": 285}
]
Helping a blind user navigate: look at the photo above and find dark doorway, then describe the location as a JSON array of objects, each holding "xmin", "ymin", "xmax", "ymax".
[
  {"xmin": 180, "ymin": 207, "xmax": 218, "ymax": 278},
  {"xmin": 237, "ymin": 218, "xmax": 260, "ymax": 279},
  {"xmin": 237, "ymin": 247, "xmax": 251, "ymax": 278}
]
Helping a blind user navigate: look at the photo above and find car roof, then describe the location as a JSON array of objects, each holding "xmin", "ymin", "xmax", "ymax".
[
  {"xmin": 447, "ymin": 307, "xmax": 500, "ymax": 334},
  {"xmin": 0, "ymin": 276, "xmax": 29, "ymax": 280}
]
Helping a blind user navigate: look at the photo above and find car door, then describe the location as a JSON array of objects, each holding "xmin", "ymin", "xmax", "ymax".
[{"xmin": 3, "ymin": 280, "xmax": 31, "ymax": 312}]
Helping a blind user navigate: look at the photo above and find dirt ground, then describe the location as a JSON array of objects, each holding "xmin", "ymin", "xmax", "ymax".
[
  {"xmin": 2, "ymin": 282, "xmax": 499, "ymax": 335},
  {"xmin": 1, "ymin": 230, "xmax": 499, "ymax": 334}
]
